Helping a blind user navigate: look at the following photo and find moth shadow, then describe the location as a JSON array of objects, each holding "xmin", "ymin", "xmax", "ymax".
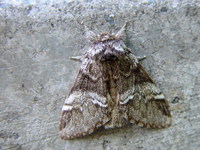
[
  {"xmin": 66, "ymin": 123, "xmax": 172, "ymax": 141},
  {"xmin": 66, "ymin": 123, "xmax": 167, "ymax": 141},
  {"xmin": 68, "ymin": 125, "xmax": 131, "ymax": 141}
]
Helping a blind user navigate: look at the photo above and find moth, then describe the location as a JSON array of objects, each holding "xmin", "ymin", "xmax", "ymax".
[{"xmin": 59, "ymin": 23, "xmax": 172, "ymax": 140}]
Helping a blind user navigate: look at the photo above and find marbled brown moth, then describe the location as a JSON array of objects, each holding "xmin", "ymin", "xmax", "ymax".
[{"xmin": 59, "ymin": 23, "xmax": 172, "ymax": 140}]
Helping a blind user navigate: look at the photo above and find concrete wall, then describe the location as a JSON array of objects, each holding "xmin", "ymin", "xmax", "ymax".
[{"xmin": 0, "ymin": 0, "xmax": 200, "ymax": 149}]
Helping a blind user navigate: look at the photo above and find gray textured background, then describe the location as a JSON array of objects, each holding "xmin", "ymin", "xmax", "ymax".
[{"xmin": 0, "ymin": 0, "xmax": 200, "ymax": 150}]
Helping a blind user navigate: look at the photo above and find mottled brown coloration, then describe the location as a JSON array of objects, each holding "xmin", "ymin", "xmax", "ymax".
[{"xmin": 59, "ymin": 25, "xmax": 172, "ymax": 140}]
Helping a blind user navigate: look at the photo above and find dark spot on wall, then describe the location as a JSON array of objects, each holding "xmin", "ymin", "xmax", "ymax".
[{"xmin": 160, "ymin": 7, "xmax": 168, "ymax": 12}]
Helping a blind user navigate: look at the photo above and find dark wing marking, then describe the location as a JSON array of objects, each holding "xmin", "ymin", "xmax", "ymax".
[
  {"xmin": 127, "ymin": 97, "xmax": 172, "ymax": 128},
  {"xmin": 70, "ymin": 59, "xmax": 108, "ymax": 97}
]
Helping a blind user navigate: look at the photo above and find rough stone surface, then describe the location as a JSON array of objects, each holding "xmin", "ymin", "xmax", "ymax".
[{"xmin": 0, "ymin": 0, "xmax": 200, "ymax": 150}]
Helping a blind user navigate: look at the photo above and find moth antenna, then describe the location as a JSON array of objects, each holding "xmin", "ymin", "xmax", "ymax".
[
  {"xmin": 85, "ymin": 25, "xmax": 96, "ymax": 42},
  {"xmin": 115, "ymin": 22, "xmax": 128, "ymax": 39}
]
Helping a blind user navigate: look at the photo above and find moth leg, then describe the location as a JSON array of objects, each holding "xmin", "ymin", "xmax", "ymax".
[
  {"xmin": 137, "ymin": 55, "xmax": 146, "ymax": 61},
  {"xmin": 125, "ymin": 48, "xmax": 146, "ymax": 62},
  {"xmin": 69, "ymin": 56, "xmax": 83, "ymax": 62}
]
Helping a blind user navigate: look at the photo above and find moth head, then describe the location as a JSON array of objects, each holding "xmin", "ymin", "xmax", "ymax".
[
  {"xmin": 85, "ymin": 23, "xmax": 127, "ymax": 42},
  {"xmin": 85, "ymin": 24, "xmax": 127, "ymax": 61}
]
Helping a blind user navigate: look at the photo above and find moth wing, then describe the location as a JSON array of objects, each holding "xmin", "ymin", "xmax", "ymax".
[
  {"xmin": 59, "ymin": 60, "xmax": 109, "ymax": 139},
  {"xmin": 119, "ymin": 57, "xmax": 172, "ymax": 128}
]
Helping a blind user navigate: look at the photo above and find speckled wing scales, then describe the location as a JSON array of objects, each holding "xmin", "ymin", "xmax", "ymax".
[
  {"xmin": 59, "ymin": 60, "xmax": 109, "ymax": 140},
  {"xmin": 118, "ymin": 55, "xmax": 172, "ymax": 128}
]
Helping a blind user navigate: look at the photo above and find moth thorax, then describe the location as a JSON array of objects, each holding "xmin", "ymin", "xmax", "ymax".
[{"xmin": 97, "ymin": 33, "xmax": 116, "ymax": 42}]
